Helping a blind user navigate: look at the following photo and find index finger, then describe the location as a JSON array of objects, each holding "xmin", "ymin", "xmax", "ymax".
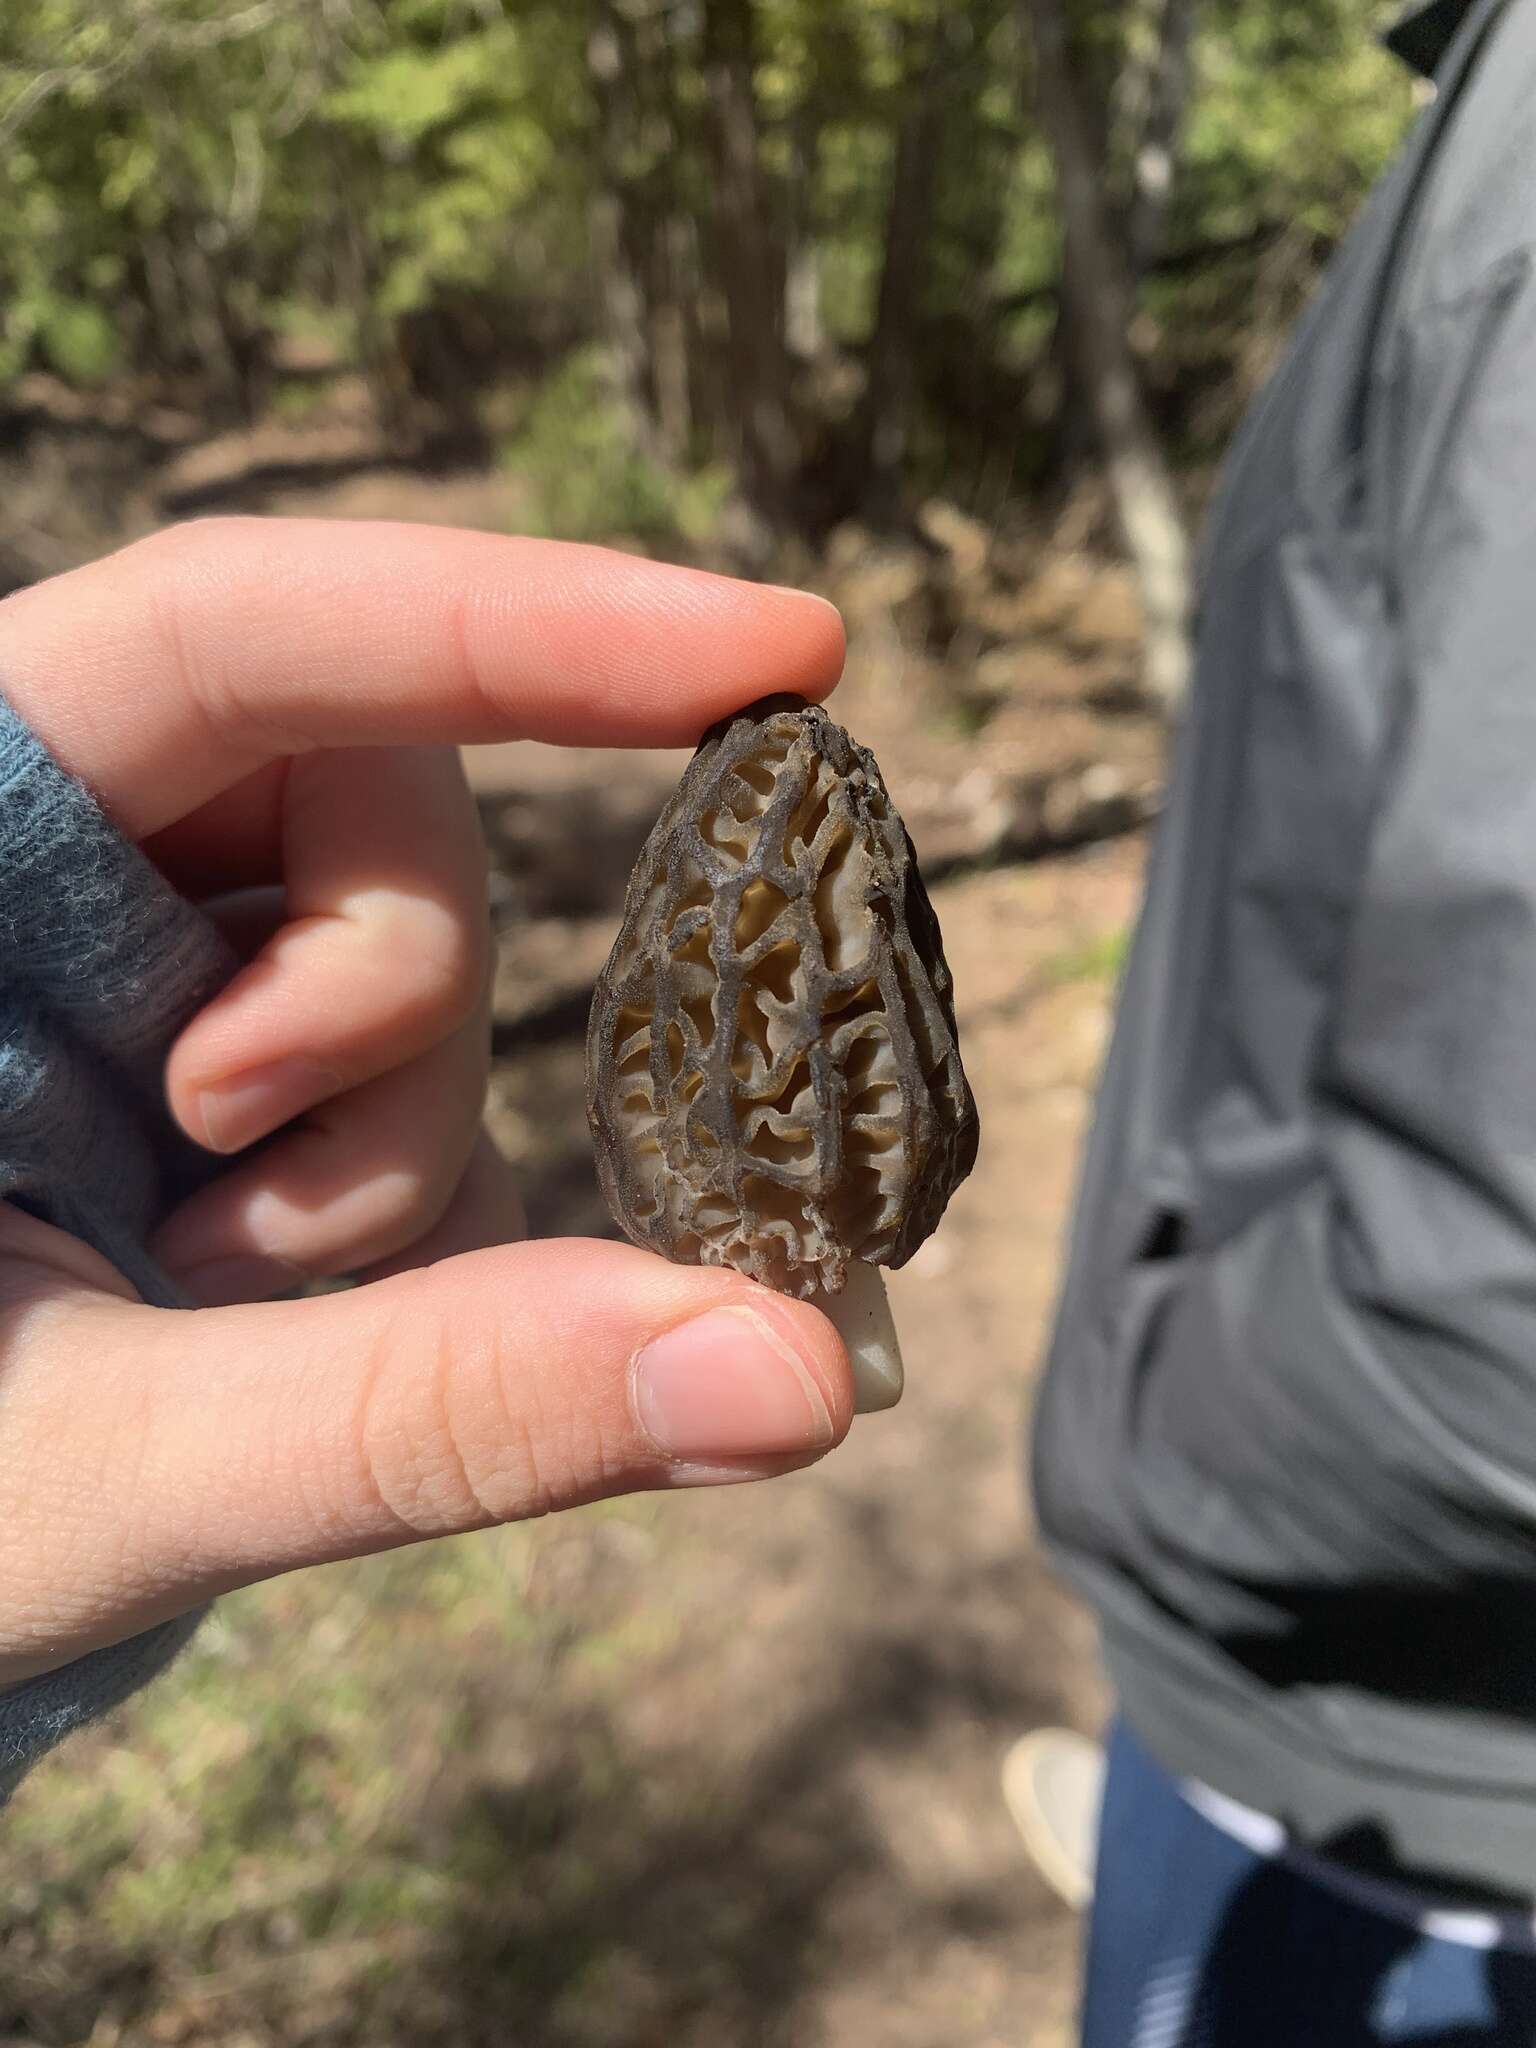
[{"xmin": 0, "ymin": 518, "xmax": 845, "ymax": 838}]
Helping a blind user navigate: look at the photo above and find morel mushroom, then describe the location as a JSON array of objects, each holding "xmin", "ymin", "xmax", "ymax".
[{"xmin": 586, "ymin": 694, "xmax": 979, "ymax": 1413}]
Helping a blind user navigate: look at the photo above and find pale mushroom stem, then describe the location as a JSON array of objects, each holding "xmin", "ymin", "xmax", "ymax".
[{"xmin": 811, "ymin": 1260, "xmax": 905, "ymax": 1415}]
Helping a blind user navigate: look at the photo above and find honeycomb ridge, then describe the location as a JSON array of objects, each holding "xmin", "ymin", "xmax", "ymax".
[{"xmin": 587, "ymin": 694, "xmax": 979, "ymax": 1298}]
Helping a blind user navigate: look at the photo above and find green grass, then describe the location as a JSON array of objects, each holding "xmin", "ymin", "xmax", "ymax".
[
  {"xmin": 1037, "ymin": 926, "xmax": 1129, "ymax": 987},
  {"xmin": 4, "ymin": 1506, "xmax": 682, "ymax": 2038}
]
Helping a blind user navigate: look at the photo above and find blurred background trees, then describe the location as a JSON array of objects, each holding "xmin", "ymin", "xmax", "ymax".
[{"xmin": 0, "ymin": 0, "xmax": 1413, "ymax": 700}]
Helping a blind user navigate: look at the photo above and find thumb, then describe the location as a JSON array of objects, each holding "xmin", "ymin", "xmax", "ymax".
[{"xmin": 0, "ymin": 1234, "xmax": 853, "ymax": 1684}]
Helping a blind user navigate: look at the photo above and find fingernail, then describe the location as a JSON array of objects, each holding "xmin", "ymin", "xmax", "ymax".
[
  {"xmin": 197, "ymin": 1057, "xmax": 339, "ymax": 1154},
  {"xmin": 633, "ymin": 1305, "xmax": 835, "ymax": 1461},
  {"xmin": 175, "ymin": 1255, "xmax": 307, "ymax": 1307},
  {"xmin": 766, "ymin": 583, "xmax": 841, "ymax": 620}
]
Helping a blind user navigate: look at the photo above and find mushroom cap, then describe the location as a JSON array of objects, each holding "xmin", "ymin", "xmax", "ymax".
[{"xmin": 585, "ymin": 694, "xmax": 979, "ymax": 1299}]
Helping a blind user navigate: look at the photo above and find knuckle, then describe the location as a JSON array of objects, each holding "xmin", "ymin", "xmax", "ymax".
[
  {"xmin": 327, "ymin": 1196, "xmax": 448, "ymax": 1277},
  {"xmin": 143, "ymin": 519, "xmax": 285, "ymax": 750},
  {"xmin": 322, "ymin": 1176, "xmax": 457, "ymax": 1280},
  {"xmin": 352, "ymin": 1285, "xmax": 485, "ymax": 1534},
  {"xmin": 353, "ymin": 1276, "xmax": 565, "ymax": 1534},
  {"xmin": 379, "ymin": 896, "xmax": 489, "ymax": 1040}
]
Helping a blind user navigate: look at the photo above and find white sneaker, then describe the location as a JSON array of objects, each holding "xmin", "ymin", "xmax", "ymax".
[{"xmin": 1002, "ymin": 1728, "xmax": 1105, "ymax": 1909}]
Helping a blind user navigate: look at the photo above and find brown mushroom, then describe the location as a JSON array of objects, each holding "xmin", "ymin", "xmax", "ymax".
[{"xmin": 586, "ymin": 693, "xmax": 979, "ymax": 1411}]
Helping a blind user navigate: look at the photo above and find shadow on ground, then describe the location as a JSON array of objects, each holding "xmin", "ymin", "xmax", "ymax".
[
  {"xmin": 157, "ymin": 424, "xmax": 492, "ymax": 519},
  {"xmin": 365, "ymin": 1541, "xmax": 1073, "ymax": 2046}
]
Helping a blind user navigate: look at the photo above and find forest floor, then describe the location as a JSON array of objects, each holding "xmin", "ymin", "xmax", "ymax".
[{"xmin": 0, "ymin": 407, "xmax": 1161, "ymax": 2048}]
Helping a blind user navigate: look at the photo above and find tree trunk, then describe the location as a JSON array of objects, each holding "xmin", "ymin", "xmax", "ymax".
[
  {"xmin": 856, "ymin": 33, "xmax": 948, "ymax": 520},
  {"xmin": 784, "ymin": 105, "xmax": 824, "ymax": 364},
  {"xmin": 1121, "ymin": 0, "xmax": 1198, "ymax": 276},
  {"xmin": 644, "ymin": 13, "xmax": 696, "ymax": 465},
  {"xmin": 651, "ymin": 215, "xmax": 694, "ymax": 461},
  {"xmin": 1025, "ymin": 0, "xmax": 1191, "ymax": 717},
  {"xmin": 587, "ymin": 0, "xmax": 663, "ymax": 462},
  {"xmin": 142, "ymin": 232, "xmax": 183, "ymax": 376},
  {"xmin": 700, "ymin": 0, "xmax": 799, "ymax": 535}
]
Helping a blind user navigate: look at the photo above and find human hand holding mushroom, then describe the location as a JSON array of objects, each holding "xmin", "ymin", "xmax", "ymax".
[{"xmin": 0, "ymin": 524, "xmax": 884, "ymax": 1690}]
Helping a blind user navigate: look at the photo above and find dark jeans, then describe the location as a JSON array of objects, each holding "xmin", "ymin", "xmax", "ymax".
[{"xmin": 1082, "ymin": 1723, "xmax": 1536, "ymax": 2046}]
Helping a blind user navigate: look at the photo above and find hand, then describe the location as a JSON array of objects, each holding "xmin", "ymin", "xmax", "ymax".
[{"xmin": 0, "ymin": 517, "xmax": 854, "ymax": 1686}]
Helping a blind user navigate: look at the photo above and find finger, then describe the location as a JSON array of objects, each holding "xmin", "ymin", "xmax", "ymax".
[
  {"xmin": 356, "ymin": 1131, "xmax": 528, "ymax": 1283},
  {"xmin": 0, "ymin": 1200, "xmax": 142, "ymax": 1305},
  {"xmin": 142, "ymin": 761, "xmax": 291, "ymax": 896},
  {"xmin": 0, "ymin": 1239, "xmax": 854, "ymax": 1680},
  {"xmin": 0, "ymin": 518, "xmax": 846, "ymax": 838},
  {"xmin": 150, "ymin": 1003, "xmax": 492, "ymax": 1303},
  {"xmin": 164, "ymin": 747, "xmax": 490, "ymax": 1155}
]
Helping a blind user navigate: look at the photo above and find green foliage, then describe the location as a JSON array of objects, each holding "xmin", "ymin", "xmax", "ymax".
[
  {"xmin": 0, "ymin": 0, "xmax": 592, "ymax": 409},
  {"xmin": 325, "ymin": 10, "xmax": 588, "ymax": 322},
  {"xmin": 1183, "ymin": 1, "xmax": 1415, "ymax": 240},
  {"xmin": 499, "ymin": 347, "xmax": 732, "ymax": 544},
  {"xmin": 33, "ymin": 296, "xmax": 119, "ymax": 383}
]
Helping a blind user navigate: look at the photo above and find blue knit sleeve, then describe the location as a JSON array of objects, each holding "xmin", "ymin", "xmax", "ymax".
[{"xmin": 0, "ymin": 695, "xmax": 238, "ymax": 1787}]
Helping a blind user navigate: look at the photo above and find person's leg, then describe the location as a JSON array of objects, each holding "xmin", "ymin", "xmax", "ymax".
[
  {"xmin": 1369, "ymin": 1938, "xmax": 1536, "ymax": 2042},
  {"xmin": 1080, "ymin": 1720, "xmax": 1261, "ymax": 2047},
  {"xmin": 1083, "ymin": 1721, "xmax": 1536, "ymax": 2046}
]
